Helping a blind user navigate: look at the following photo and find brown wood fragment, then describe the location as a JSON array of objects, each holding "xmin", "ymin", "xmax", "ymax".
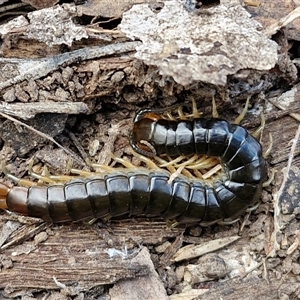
[
  {"xmin": 0, "ymin": 219, "xmax": 182, "ymax": 291},
  {"xmin": 196, "ymin": 277, "xmax": 279, "ymax": 300}
]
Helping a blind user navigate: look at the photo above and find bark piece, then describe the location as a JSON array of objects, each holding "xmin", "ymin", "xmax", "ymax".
[
  {"xmin": 79, "ymin": 0, "xmax": 159, "ymax": 18},
  {"xmin": 0, "ymin": 42, "xmax": 140, "ymax": 91},
  {"xmin": 26, "ymin": 4, "xmax": 88, "ymax": 46},
  {"xmin": 109, "ymin": 247, "xmax": 168, "ymax": 300},
  {"xmin": 172, "ymin": 236, "xmax": 240, "ymax": 262},
  {"xmin": 279, "ymin": 166, "xmax": 300, "ymax": 214},
  {"xmin": 119, "ymin": 1, "xmax": 278, "ymax": 86},
  {"xmin": 22, "ymin": 0, "xmax": 59, "ymax": 9},
  {"xmin": 1, "ymin": 113, "xmax": 67, "ymax": 156}
]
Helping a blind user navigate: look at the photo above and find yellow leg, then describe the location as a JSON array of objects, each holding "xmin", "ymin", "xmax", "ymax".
[
  {"xmin": 191, "ymin": 97, "xmax": 201, "ymax": 118},
  {"xmin": 153, "ymin": 156, "xmax": 177, "ymax": 173},
  {"xmin": 154, "ymin": 154, "xmax": 197, "ymax": 179},
  {"xmin": 263, "ymin": 133, "xmax": 273, "ymax": 158},
  {"xmin": 166, "ymin": 219, "xmax": 180, "ymax": 228},
  {"xmin": 180, "ymin": 168, "xmax": 195, "ymax": 178},
  {"xmin": 110, "ymin": 153, "xmax": 137, "ymax": 169},
  {"xmin": 128, "ymin": 148, "xmax": 160, "ymax": 170},
  {"xmin": 158, "ymin": 155, "xmax": 187, "ymax": 167},
  {"xmin": 217, "ymin": 218, "xmax": 239, "ymax": 225},
  {"xmin": 193, "ymin": 169, "xmax": 204, "ymax": 179},
  {"xmin": 1, "ymin": 161, "xmax": 37, "ymax": 187},
  {"xmin": 202, "ymin": 164, "xmax": 223, "ymax": 179},
  {"xmin": 156, "ymin": 153, "xmax": 222, "ymax": 179},
  {"xmin": 246, "ymin": 202, "xmax": 260, "ymax": 212},
  {"xmin": 212, "ymin": 96, "xmax": 219, "ymax": 118},
  {"xmin": 252, "ymin": 113, "xmax": 265, "ymax": 138},
  {"xmin": 167, "ymin": 165, "xmax": 186, "ymax": 183},
  {"xmin": 28, "ymin": 160, "xmax": 83, "ymax": 183},
  {"xmin": 184, "ymin": 156, "xmax": 220, "ymax": 170},
  {"xmin": 263, "ymin": 168, "xmax": 275, "ymax": 187},
  {"xmin": 86, "ymin": 158, "xmax": 115, "ymax": 172},
  {"xmin": 177, "ymin": 106, "xmax": 187, "ymax": 120},
  {"xmin": 234, "ymin": 96, "xmax": 250, "ymax": 124},
  {"xmin": 165, "ymin": 111, "xmax": 175, "ymax": 120},
  {"xmin": 173, "ymin": 154, "xmax": 199, "ymax": 168}
]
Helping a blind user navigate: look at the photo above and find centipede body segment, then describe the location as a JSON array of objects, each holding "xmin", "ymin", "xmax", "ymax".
[{"xmin": 0, "ymin": 165, "xmax": 263, "ymax": 225}]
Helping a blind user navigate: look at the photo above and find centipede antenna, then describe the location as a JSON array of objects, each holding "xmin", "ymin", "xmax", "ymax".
[
  {"xmin": 212, "ymin": 96, "xmax": 219, "ymax": 118},
  {"xmin": 253, "ymin": 113, "xmax": 266, "ymax": 138},
  {"xmin": 234, "ymin": 96, "xmax": 250, "ymax": 124},
  {"xmin": 263, "ymin": 133, "xmax": 273, "ymax": 158},
  {"xmin": 128, "ymin": 148, "xmax": 160, "ymax": 169}
]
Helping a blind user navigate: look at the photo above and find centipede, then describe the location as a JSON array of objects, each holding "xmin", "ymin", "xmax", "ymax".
[{"xmin": 0, "ymin": 99, "xmax": 269, "ymax": 225}]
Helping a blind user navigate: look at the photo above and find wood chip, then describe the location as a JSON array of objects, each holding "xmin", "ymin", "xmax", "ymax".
[
  {"xmin": 172, "ymin": 236, "xmax": 240, "ymax": 262},
  {"xmin": 109, "ymin": 247, "xmax": 168, "ymax": 300}
]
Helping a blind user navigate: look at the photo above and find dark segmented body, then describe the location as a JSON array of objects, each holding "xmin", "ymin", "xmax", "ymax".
[
  {"xmin": 129, "ymin": 111, "xmax": 268, "ymax": 221},
  {"xmin": 2, "ymin": 167, "xmax": 262, "ymax": 224}
]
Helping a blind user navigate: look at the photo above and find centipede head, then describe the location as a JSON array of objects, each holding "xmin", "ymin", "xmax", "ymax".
[
  {"xmin": 130, "ymin": 111, "xmax": 165, "ymax": 157},
  {"xmin": 129, "ymin": 118, "xmax": 157, "ymax": 157}
]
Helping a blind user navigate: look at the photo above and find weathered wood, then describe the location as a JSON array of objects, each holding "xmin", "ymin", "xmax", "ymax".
[
  {"xmin": 0, "ymin": 219, "xmax": 183, "ymax": 291},
  {"xmin": 196, "ymin": 277, "xmax": 280, "ymax": 300}
]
